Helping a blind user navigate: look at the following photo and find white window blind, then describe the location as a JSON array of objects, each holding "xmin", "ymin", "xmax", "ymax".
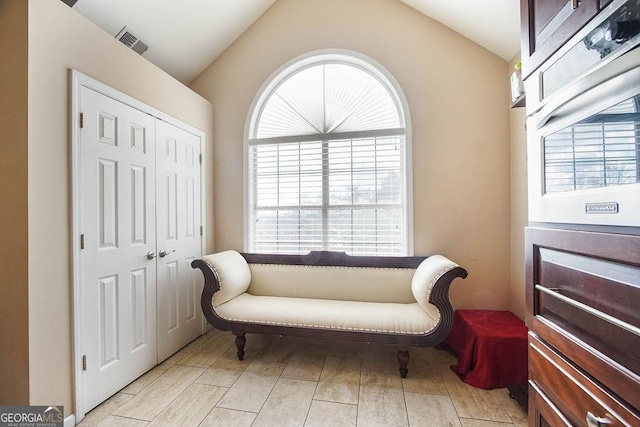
[{"xmin": 248, "ymin": 56, "xmax": 409, "ymax": 255}]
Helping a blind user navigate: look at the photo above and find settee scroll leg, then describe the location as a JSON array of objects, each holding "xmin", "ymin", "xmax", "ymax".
[
  {"xmin": 234, "ymin": 332, "xmax": 246, "ymax": 361},
  {"xmin": 398, "ymin": 349, "xmax": 410, "ymax": 378}
]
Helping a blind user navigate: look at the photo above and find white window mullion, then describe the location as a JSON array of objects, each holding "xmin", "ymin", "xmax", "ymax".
[
  {"xmin": 350, "ymin": 138, "xmax": 354, "ymax": 253},
  {"xmin": 374, "ymin": 137, "xmax": 379, "ymax": 254},
  {"xmin": 298, "ymin": 142, "xmax": 301, "ymax": 253},
  {"xmin": 321, "ymin": 139, "xmax": 329, "ymax": 250}
]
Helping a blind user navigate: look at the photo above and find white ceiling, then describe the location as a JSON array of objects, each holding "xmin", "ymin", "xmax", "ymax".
[{"xmin": 72, "ymin": 0, "xmax": 520, "ymax": 85}]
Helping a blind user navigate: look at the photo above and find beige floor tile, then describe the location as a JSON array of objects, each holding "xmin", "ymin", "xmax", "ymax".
[
  {"xmin": 357, "ymin": 372, "xmax": 407, "ymax": 427},
  {"xmin": 281, "ymin": 337, "xmax": 331, "ymax": 381},
  {"xmin": 120, "ymin": 339, "xmax": 201, "ymax": 396},
  {"xmin": 281, "ymin": 352, "xmax": 327, "ymax": 381},
  {"xmin": 401, "ymin": 349, "xmax": 449, "ymax": 395},
  {"xmin": 243, "ymin": 333, "xmax": 273, "ymax": 352},
  {"xmin": 443, "ymin": 368, "xmax": 513, "ymax": 423},
  {"xmin": 314, "ymin": 355, "xmax": 361, "ymax": 405},
  {"xmin": 497, "ymin": 391, "xmax": 528, "ymax": 427},
  {"xmin": 460, "ymin": 419, "xmax": 515, "ymax": 427},
  {"xmin": 405, "ymin": 392, "xmax": 461, "ymax": 427},
  {"xmin": 252, "ymin": 377, "xmax": 317, "ymax": 427},
  {"xmin": 83, "ymin": 333, "xmax": 530, "ymax": 427},
  {"xmin": 199, "ymin": 408, "xmax": 257, "ymax": 427},
  {"xmin": 195, "ymin": 346, "xmax": 255, "ymax": 388},
  {"xmin": 304, "ymin": 400, "xmax": 357, "ymax": 427},
  {"xmin": 180, "ymin": 330, "xmax": 220, "ymax": 354},
  {"xmin": 361, "ymin": 371, "xmax": 403, "ymax": 389},
  {"xmin": 296, "ymin": 337, "xmax": 331, "ymax": 355},
  {"xmin": 216, "ymin": 359, "xmax": 285, "ymax": 413},
  {"xmin": 402, "ymin": 371, "xmax": 448, "ymax": 395},
  {"xmin": 361, "ymin": 344, "xmax": 399, "ymax": 376},
  {"xmin": 120, "ymin": 364, "xmax": 173, "ymax": 395},
  {"xmin": 157, "ymin": 347, "xmax": 190, "ymax": 368},
  {"xmin": 329, "ymin": 340, "xmax": 364, "ymax": 358},
  {"xmin": 258, "ymin": 336, "xmax": 300, "ymax": 363},
  {"xmin": 78, "ymin": 393, "xmax": 134, "ymax": 426},
  {"xmin": 112, "ymin": 365, "xmax": 205, "ymax": 421},
  {"xmin": 178, "ymin": 332, "xmax": 234, "ymax": 368},
  {"xmin": 447, "ymin": 391, "xmax": 512, "ymax": 423},
  {"xmin": 94, "ymin": 415, "xmax": 148, "ymax": 426},
  {"xmin": 147, "ymin": 383, "xmax": 227, "ymax": 426}
]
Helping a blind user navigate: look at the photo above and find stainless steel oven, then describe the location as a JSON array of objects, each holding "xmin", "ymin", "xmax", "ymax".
[{"xmin": 526, "ymin": 0, "xmax": 640, "ymax": 227}]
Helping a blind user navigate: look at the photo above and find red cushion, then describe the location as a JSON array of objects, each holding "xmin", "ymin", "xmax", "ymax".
[{"xmin": 444, "ymin": 310, "xmax": 528, "ymax": 389}]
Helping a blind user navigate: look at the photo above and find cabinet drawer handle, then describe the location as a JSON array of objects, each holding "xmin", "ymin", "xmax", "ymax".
[
  {"xmin": 586, "ymin": 411, "xmax": 612, "ymax": 427},
  {"xmin": 535, "ymin": 285, "xmax": 640, "ymax": 338},
  {"xmin": 572, "ymin": 0, "xmax": 580, "ymax": 9}
]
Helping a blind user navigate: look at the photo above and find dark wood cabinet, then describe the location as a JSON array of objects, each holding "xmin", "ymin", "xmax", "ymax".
[
  {"xmin": 520, "ymin": 1, "xmax": 640, "ymax": 424},
  {"xmin": 525, "ymin": 227, "xmax": 640, "ymax": 426},
  {"xmin": 520, "ymin": 0, "xmax": 599, "ymax": 78}
]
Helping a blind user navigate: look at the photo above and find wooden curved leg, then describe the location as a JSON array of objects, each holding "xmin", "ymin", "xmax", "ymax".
[
  {"xmin": 398, "ymin": 349, "xmax": 410, "ymax": 378},
  {"xmin": 234, "ymin": 332, "xmax": 246, "ymax": 360}
]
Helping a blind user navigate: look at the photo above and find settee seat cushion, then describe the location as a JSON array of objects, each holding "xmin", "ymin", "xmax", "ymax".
[{"xmin": 214, "ymin": 293, "xmax": 440, "ymax": 335}]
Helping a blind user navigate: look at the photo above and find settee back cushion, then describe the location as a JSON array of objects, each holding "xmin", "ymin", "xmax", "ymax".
[{"xmin": 247, "ymin": 264, "xmax": 416, "ymax": 303}]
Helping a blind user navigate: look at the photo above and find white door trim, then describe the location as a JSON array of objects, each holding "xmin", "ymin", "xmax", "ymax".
[{"xmin": 70, "ymin": 70, "xmax": 206, "ymax": 422}]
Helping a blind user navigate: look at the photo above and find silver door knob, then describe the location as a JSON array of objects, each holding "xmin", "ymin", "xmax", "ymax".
[
  {"xmin": 159, "ymin": 249, "xmax": 176, "ymax": 258},
  {"xmin": 146, "ymin": 251, "xmax": 156, "ymax": 260}
]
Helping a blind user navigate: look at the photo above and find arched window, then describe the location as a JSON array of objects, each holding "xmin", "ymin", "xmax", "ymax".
[{"xmin": 246, "ymin": 51, "xmax": 411, "ymax": 255}]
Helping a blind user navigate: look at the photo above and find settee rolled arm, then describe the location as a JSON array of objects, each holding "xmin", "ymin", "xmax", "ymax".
[
  {"xmin": 192, "ymin": 258, "xmax": 222, "ymax": 329},
  {"xmin": 191, "ymin": 250, "xmax": 251, "ymax": 331},
  {"xmin": 411, "ymin": 255, "xmax": 468, "ymax": 345}
]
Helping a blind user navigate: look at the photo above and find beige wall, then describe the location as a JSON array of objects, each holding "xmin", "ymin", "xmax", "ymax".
[
  {"xmin": 509, "ymin": 53, "xmax": 528, "ymax": 320},
  {"xmin": 0, "ymin": 0, "xmax": 30, "ymax": 405},
  {"xmin": 26, "ymin": 0, "xmax": 214, "ymax": 414},
  {"xmin": 190, "ymin": 0, "xmax": 511, "ymax": 310}
]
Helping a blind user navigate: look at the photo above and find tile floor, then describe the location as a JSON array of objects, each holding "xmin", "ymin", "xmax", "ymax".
[{"xmin": 78, "ymin": 329, "xmax": 528, "ymax": 427}]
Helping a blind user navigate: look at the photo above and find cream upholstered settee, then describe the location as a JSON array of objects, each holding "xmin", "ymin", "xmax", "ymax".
[{"xmin": 191, "ymin": 251, "xmax": 467, "ymax": 377}]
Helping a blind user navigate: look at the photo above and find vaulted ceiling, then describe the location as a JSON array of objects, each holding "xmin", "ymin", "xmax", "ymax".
[{"xmin": 70, "ymin": 0, "xmax": 520, "ymax": 84}]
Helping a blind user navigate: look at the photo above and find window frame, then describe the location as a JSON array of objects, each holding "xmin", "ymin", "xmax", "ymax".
[{"xmin": 244, "ymin": 49, "xmax": 413, "ymax": 255}]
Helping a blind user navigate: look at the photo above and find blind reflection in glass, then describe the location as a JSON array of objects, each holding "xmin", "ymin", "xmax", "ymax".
[{"xmin": 544, "ymin": 95, "xmax": 640, "ymax": 193}]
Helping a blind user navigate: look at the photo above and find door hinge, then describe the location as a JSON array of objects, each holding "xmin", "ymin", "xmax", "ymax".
[
  {"xmin": 80, "ymin": 234, "xmax": 85, "ymax": 249},
  {"xmin": 200, "ymin": 226, "xmax": 203, "ymax": 236},
  {"xmin": 82, "ymin": 355, "xmax": 87, "ymax": 371},
  {"xmin": 199, "ymin": 153, "xmax": 202, "ymax": 164},
  {"xmin": 80, "ymin": 112, "xmax": 84, "ymax": 129}
]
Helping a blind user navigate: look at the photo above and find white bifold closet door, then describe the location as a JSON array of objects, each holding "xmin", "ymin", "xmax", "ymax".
[
  {"xmin": 79, "ymin": 87, "xmax": 203, "ymax": 412},
  {"xmin": 155, "ymin": 119, "xmax": 203, "ymax": 362}
]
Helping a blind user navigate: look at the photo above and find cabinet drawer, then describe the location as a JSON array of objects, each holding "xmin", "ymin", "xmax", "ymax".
[
  {"xmin": 529, "ymin": 333, "xmax": 640, "ymax": 426},
  {"xmin": 529, "ymin": 380, "xmax": 572, "ymax": 427},
  {"xmin": 526, "ymin": 227, "xmax": 640, "ymax": 410},
  {"xmin": 535, "ymin": 247, "xmax": 640, "ymax": 374}
]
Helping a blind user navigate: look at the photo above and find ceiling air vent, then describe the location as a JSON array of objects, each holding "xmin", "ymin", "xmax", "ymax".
[{"xmin": 115, "ymin": 27, "xmax": 150, "ymax": 56}]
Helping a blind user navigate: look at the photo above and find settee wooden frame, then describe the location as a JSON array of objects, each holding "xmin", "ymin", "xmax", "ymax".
[{"xmin": 191, "ymin": 251, "xmax": 468, "ymax": 377}]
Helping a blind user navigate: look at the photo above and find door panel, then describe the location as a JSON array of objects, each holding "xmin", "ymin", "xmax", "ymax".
[
  {"xmin": 156, "ymin": 120, "xmax": 203, "ymax": 362},
  {"xmin": 80, "ymin": 87, "xmax": 157, "ymax": 412}
]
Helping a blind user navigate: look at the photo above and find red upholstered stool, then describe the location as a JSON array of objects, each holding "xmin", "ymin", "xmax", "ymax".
[{"xmin": 444, "ymin": 310, "xmax": 528, "ymax": 389}]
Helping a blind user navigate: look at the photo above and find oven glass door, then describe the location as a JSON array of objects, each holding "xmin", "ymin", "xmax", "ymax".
[
  {"xmin": 528, "ymin": 58, "xmax": 640, "ymax": 227},
  {"xmin": 543, "ymin": 94, "xmax": 640, "ymax": 194}
]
